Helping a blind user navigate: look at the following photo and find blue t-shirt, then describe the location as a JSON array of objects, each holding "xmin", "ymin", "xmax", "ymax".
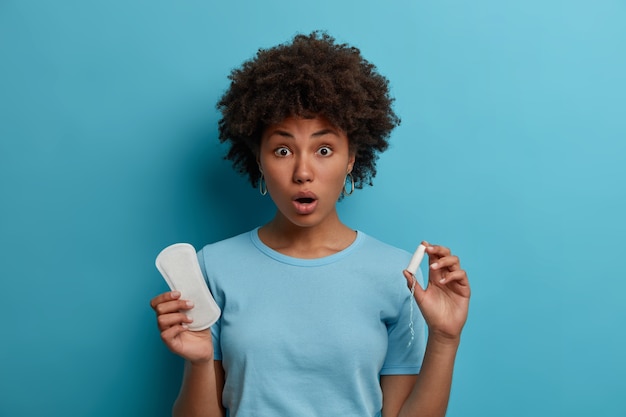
[{"xmin": 198, "ymin": 228, "xmax": 426, "ymax": 417}]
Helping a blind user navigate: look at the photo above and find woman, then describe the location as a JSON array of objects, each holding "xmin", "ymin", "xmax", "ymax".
[{"xmin": 151, "ymin": 32, "xmax": 470, "ymax": 417}]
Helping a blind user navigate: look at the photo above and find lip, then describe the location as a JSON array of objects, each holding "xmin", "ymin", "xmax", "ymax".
[{"xmin": 292, "ymin": 191, "xmax": 318, "ymax": 215}]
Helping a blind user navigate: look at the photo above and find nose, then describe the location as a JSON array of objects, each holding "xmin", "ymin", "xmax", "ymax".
[{"xmin": 292, "ymin": 154, "xmax": 313, "ymax": 184}]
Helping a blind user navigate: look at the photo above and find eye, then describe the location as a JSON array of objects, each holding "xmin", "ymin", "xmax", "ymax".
[
  {"xmin": 317, "ymin": 146, "xmax": 333, "ymax": 157},
  {"xmin": 274, "ymin": 147, "xmax": 292, "ymax": 157}
]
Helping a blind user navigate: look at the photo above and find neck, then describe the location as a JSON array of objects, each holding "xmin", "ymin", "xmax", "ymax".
[{"xmin": 258, "ymin": 212, "xmax": 356, "ymax": 259}]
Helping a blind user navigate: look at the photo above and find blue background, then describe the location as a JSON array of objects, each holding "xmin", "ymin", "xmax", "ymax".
[{"xmin": 1, "ymin": 1, "xmax": 625, "ymax": 416}]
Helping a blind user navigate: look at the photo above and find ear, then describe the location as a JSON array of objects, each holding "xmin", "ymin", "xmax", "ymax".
[
  {"xmin": 347, "ymin": 152, "xmax": 356, "ymax": 174},
  {"xmin": 256, "ymin": 154, "xmax": 263, "ymax": 174}
]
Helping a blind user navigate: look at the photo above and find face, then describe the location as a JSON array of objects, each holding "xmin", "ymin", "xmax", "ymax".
[{"xmin": 258, "ymin": 116, "xmax": 355, "ymax": 229}]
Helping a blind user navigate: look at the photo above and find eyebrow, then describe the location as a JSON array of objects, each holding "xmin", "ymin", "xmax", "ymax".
[{"xmin": 270, "ymin": 128, "xmax": 337, "ymax": 139}]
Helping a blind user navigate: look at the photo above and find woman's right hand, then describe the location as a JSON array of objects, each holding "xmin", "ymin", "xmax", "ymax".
[{"xmin": 150, "ymin": 291, "xmax": 214, "ymax": 363}]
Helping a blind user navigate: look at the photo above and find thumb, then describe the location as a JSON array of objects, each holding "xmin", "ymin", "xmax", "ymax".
[{"xmin": 403, "ymin": 269, "xmax": 426, "ymax": 304}]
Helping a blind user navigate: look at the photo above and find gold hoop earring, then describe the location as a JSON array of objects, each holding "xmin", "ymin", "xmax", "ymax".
[
  {"xmin": 259, "ymin": 174, "xmax": 267, "ymax": 196},
  {"xmin": 342, "ymin": 173, "xmax": 354, "ymax": 196}
]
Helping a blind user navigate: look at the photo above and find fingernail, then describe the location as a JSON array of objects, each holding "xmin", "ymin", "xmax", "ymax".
[
  {"xmin": 186, "ymin": 300, "xmax": 194, "ymax": 308},
  {"xmin": 439, "ymin": 278, "xmax": 446, "ymax": 283},
  {"xmin": 172, "ymin": 291, "xmax": 181, "ymax": 297},
  {"xmin": 431, "ymin": 262, "xmax": 439, "ymax": 269},
  {"xmin": 186, "ymin": 315, "xmax": 193, "ymax": 322}
]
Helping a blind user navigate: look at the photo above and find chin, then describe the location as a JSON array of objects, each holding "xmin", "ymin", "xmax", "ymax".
[{"xmin": 278, "ymin": 212, "xmax": 325, "ymax": 229}]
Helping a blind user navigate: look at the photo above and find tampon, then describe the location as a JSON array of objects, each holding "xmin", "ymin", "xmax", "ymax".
[
  {"xmin": 155, "ymin": 243, "xmax": 221, "ymax": 331},
  {"xmin": 406, "ymin": 244, "xmax": 426, "ymax": 275},
  {"xmin": 405, "ymin": 243, "xmax": 426, "ymax": 348}
]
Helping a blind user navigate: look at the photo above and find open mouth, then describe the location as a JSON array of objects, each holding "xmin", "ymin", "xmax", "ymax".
[{"xmin": 292, "ymin": 193, "xmax": 318, "ymax": 214}]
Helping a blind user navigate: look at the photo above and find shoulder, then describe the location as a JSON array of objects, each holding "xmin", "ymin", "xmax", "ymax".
[
  {"xmin": 349, "ymin": 232, "xmax": 416, "ymax": 288},
  {"xmin": 197, "ymin": 228, "xmax": 260, "ymax": 269},
  {"xmin": 359, "ymin": 231, "xmax": 423, "ymax": 287},
  {"xmin": 355, "ymin": 231, "xmax": 412, "ymax": 266},
  {"xmin": 199, "ymin": 229, "xmax": 255, "ymax": 254}
]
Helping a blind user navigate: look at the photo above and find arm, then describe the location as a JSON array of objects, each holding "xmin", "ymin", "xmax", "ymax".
[
  {"xmin": 173, "ymin": 359, "xmax": 225, "ymax": 417},
  {"xmin": 381, "ymin": 336, "xmax": 458, "ymax": 417},
  {"xmin": 382, "ymin": 243, "xmax": 470, "ymax": 417},
  {"xmin": 150, "ymin": 291, "xmax": 225, "ymax": 417}
]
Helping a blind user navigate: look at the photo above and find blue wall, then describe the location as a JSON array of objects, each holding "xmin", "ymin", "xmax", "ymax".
[{"xmin": 1, "ymin": 1, "xmax": 625, "ymax": 416}]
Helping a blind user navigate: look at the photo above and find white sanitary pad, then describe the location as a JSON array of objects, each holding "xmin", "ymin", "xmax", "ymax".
[{"xmin": 155, "ymin": 243, "xmax": 221, "ymax": 331}]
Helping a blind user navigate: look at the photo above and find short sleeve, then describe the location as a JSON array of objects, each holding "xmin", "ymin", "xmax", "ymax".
[
  {"xmin": 198, "ymin": 249, "xmax": 223, "ymax": 361},
  {"xmin": 380, "ymin": 267, "xmax": 426, "ymax": 375}
]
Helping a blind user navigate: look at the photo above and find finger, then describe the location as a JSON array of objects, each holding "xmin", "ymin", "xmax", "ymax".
[
  {"xmin": 425, "ymin": 247, "xmax": 452, "ymax": 282},
  {"xmin": 160, "ymin": 323, "xmax": 190, "ymax": 346},
  {"xmin": 157, "ymin": 311, "xmax": 194, "ymax": 331},
  {"xmin": 430, "ymin": 255, "xmax": 461, "ymax": 272},
  {"xmin": 425, "ymin": 245, "xmax": 451, "ymax": 272},
  {"xmin": 403, "ymin": 270, "xmax": 422, "ymax": 292},
  {"xmin": 154, "ymin": 299, "xmax": 195, "ymax": 316},
  {"xmin": 438, "ymin": 271, "xmax": 471, "ymax": 298},
  {"xmin": 402, "ymin": 270, "xmax": 427, "ymax": 303},
  {"xmin": 150, "ymin": 291, "xmax": 181, "ymax": 310},
  {"xmin": 403, "ymin": 270, "xmax": 424, "ymax": 290},
  {"xmin": 425, "ymin": 244, "xmax": 451, "ymax": 261},
  {"xmin": 438, "ymin": 269, "xmax": 468, "ymax": 285}
]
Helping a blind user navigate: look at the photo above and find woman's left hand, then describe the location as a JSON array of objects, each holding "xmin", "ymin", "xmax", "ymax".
[{"xmin": 403, "ymin": 242, "xmax": 470, "ymax": 342}]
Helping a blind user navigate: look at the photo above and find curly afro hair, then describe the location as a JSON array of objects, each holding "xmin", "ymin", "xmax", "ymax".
[{"xmin": 217, "ymin": 31, "xmax": 400, "ymax": 189}]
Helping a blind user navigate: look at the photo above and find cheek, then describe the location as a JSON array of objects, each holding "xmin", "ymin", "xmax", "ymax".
[
  {"xmin": 262, "ymin": 164, "xmax": 286, "ymax": 182},
  {"xmin": 261, "ymin": 166, "xmax": 292, "ymax": 196},
  {"xmin": 321, "ymin": 169, "xmax": 350, "ymax": 193}
]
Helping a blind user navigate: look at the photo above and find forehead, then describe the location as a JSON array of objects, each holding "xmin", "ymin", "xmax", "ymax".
[{"xmin": 263, "ymin": 115, "xmax": 345, "ymax": 137}]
